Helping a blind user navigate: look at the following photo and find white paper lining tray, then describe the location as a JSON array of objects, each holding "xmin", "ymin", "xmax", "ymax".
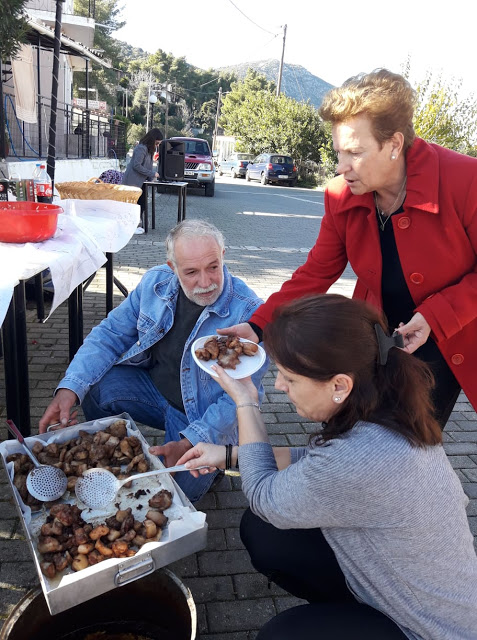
[{"xmin": 0, "ymin": 413, "xmax": 207, "ymax": 615}]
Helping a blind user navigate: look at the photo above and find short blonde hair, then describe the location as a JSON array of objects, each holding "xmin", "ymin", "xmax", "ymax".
[{"xmin": 319, "ymin": 69, "xmax": 416, "ymax": 151}]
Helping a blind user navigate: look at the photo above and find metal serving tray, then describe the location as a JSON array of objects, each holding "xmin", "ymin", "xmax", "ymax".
[{"xmin": 0, "ymin": 413, "xmax": 207, "ymax": 615}]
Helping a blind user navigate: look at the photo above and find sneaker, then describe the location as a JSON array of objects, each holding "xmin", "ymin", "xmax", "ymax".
[{"xmin": 134, "ymin": 227, "xmax": 145, "ymax": 235}]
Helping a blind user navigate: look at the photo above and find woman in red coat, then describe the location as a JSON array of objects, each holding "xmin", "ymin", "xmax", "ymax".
[{"xmin": 221, "ymin": 69, "xmax": 477, "ymax": 427}]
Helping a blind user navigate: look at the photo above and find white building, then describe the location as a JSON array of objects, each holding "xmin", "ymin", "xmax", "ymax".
[
  {"xmin": 214, "ymin": 135, "xmax": 236, "ymax": 162},
  {"xmin": 1, "ymin": 0, "xmax": 119, "ymax": 181}
]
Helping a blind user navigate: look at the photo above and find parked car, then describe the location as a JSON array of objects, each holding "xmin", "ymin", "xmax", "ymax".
[
  {"xmin": 170, "ymin": 137, "xmax": 215, "ymax": 197},
  {"xmin": 217, "ymin": 152, "xmax": 254, "ymax": 178},
  {"xmin": 245, "ymin": 153, "xmax": 297, "ymax": 186}
]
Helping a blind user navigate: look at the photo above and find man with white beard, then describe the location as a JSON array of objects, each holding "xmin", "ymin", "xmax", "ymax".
[{"xmin": 39, "ymin": 220, "xmax": 266, "ymax": 502}]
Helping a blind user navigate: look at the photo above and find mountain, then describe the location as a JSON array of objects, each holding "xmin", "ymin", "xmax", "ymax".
[{"xmin": 217, "ymin": 59, "xmax": 334, "ymax": 108}]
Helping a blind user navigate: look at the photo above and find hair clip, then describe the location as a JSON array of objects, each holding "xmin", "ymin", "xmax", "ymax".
[{"xmin": 374, "ymin": 324, "xmax": 404, "ymax": 365}]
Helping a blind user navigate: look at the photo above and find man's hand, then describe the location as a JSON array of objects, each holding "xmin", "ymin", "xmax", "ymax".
[
  {"xmin": 149, "ymin": 438, "xmax": 193, "ymax": 468},
  {"xmin": 216, "ymin": 323, "xmax": 259, "ymax": 343},
  {"xmin": 39, "ymin": 389, "xmax": 79, "ymax": 434},
  {"xmin": 394, "ymin": 312, "xmax": 431, "ymax": 355}
]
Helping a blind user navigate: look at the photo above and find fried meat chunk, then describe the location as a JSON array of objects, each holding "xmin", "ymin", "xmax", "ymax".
[{"xmin": 194, "ymin": 335, "xmax": 258, "ymax": 369}]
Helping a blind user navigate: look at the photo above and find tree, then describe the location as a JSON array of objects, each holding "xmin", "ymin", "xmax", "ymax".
[
  {"xmin": 74, "ymin": 0, "xmax": 126, "ymax": 103},
  {"xmin": 67, "ymin": 14, "xmax": 238, "ymax": 138},
  {"xmin": 127, "ymin": 123, "xmax": 145, "ymax": 147},
  {"xmin": 403, "ymin": 60, "xmax": 477, "ymax": 155},
  {"xmin": 0, "ymin": 0, "xmax": 29, "ymax": 60},
  {"xmin": 220, "ymin": 69, "xmax": 327, "ymax": 163},
  {"xmin": 123, "ymin": 50, "xmax": 237, "ymax": 139}
]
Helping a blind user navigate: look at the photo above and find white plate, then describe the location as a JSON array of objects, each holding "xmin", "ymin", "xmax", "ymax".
[{"xmin": 191, "ymin": 335, "xmax": 266, "ymax": 379}]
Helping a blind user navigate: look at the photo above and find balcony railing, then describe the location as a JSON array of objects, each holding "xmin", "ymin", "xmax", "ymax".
[
  {"xmin": 25, "ymin": 0, "xmax": 91, "ymax": 17},
  {"xmin": 3, "ymin": 93, "xmax": 126, "ymax": 161}
]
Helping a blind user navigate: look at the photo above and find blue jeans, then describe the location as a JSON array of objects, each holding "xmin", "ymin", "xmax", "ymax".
[{"xmin": 81, "ymin": 365, "xmax": 219, "ymax": 502}]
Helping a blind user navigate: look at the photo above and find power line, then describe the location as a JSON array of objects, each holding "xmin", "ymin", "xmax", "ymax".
[
  {"xmin": 243, "ymin": 32, "xmax": 280, "ymax": 63},
  {"xmin": 199, "ymin": 76, "xmax": 221, "ymax": 88},
  {"xmin": 181, "ymin": 86, "xmax": 217, "ymax": 96},
  {"xmin": 227, "ymin": 0, "xmax": 277, "ymax": 36}
]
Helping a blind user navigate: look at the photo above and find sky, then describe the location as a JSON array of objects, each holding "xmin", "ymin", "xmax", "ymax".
[{"xmin": 113, "ymin": 0, "xmax": 475, "ymax": 98}]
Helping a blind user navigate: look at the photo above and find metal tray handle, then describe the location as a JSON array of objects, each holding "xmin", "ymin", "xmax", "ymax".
[{"xmin": 114, "ymin": 551, "xmax": 155, "ymax": 587}]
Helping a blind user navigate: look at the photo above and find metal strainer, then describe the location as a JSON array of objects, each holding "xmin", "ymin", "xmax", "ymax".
[
  {"xmin": 6, "ymin": 420, "xmax": 68, "ymax": 502},
  {"xmin": 75, "ymin": 465, "xmax": 211, "ymax": 509}
]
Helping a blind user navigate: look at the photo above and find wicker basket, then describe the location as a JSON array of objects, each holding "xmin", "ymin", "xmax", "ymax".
[{"xmin": 55, "ymin": 178, "xmax": 142, "ymax": 204}]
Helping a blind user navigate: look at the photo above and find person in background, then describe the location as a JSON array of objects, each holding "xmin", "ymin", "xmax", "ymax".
[
  {"xmin": 219, "ymin": 69, "xmax": 477, "ymax": 428},
  {"xmin": 122, "ymin": 128, "xmax": 163, "ymax": 235},
  {"xmin": 98, "ymin": 169, "xmax": 123, "ymax": 184},
  {"xmin": 178, "ymin": 294, "xmax": 477, "ymax": 640},
  {"xmin": 38, "ymin": 220, "xmax": 267, "ymax": 503}
]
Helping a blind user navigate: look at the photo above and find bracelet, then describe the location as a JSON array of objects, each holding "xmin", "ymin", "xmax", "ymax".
[
  {"xmin": 225, "ymin": 444, "xmax": 232, "ymax": 470},
  {"xmin": 236, "ymin": 402, "xmax": 261, "ymax": 411}
]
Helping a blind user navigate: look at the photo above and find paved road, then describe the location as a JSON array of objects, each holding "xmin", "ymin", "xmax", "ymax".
[
  {"xmin": 171, "ymin": 175, "xmax": 326, "ymax": 248},
  {"xmin": 0, "ymin": 177, "xmax": 475, "ymax": 638},
  {"xmin": 124, "ymin": 175, "xmax": 355, "ymax": 301}
]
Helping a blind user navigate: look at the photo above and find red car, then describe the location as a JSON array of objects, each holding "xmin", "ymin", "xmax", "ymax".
[{"xmin": 170, "ymin": 137, "xmax": 216, "ymax": 197}]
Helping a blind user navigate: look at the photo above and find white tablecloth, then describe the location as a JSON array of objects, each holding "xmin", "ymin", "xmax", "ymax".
[
  {"xmin": 0, "ymin": 199, "xmax": 140, "ymax": 326},
  {"xmin": 61, "ymin": 199, "xmax": 140, "ymax": 253}
]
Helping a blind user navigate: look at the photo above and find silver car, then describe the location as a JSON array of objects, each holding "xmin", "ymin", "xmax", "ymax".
[{"xmin": 218, "ymin": 153, "xmax": 254, "ymax": 179}]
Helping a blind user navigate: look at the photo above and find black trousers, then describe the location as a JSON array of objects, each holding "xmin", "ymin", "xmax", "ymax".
[
  {"xmin": 137, "ymin": 187, "xmax": 146, "ymax": 226},
  {"xmin": 240, "ymin": 509, "xmax": 408, "ymax": 639},
  {"xmin": 413, "ymin": 337, "xmax": 461, "ymax": 429},
  {"xmin": 434, "ymin": 381, "xmax": 461, "ymax": 429}
]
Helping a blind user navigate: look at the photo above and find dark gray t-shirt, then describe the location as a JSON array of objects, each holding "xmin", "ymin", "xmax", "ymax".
[{"xmin": 149, "ymin": 288, "xmax": 203, "ymax": 412}]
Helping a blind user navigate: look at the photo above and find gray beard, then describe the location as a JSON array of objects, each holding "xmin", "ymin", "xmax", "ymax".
[{"xmin": 179, "ymin": 280, "xmax": 223, "ymax": 307}]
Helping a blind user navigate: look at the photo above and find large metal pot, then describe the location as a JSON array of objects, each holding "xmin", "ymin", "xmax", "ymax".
[{"xmin": 0, "ymin": 568, "xmax": 196, "ymax": 640}]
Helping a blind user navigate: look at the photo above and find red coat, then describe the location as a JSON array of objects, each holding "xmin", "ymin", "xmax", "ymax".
[{"xmin": 250, "ymin": 138, "xmax": 477, "ymax": 409}]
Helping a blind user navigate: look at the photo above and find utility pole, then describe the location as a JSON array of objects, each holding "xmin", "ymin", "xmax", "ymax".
[
  {"xmin": 0, "ymin": 58, "xmax": 6, "ymax": 159},
  {"xmin": 212, "ymin": 86, "xmax": 222, "ymax": 156},
  {"xmin": 146, "ymin": 69, "xmax": 152, "ymax": 132},
  {"xmin": 46, "ymin": 0, "xmax": 65, "ymax": 192},
  {"xmin": 164, "ymin": 82, "xmax": 169, "ymax": 139},
  {"xmin": 276, "ymin": 24, "xmax": 287, "ymax": 97}
]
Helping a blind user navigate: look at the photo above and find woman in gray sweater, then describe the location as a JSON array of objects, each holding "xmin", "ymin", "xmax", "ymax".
[
  {"xmin": 178, "ymin": 294, "xmax": 477, "ymax": 639},
  {"xmin": 122, "ymin": 128, "xmax": 163, "ymax": 231}
]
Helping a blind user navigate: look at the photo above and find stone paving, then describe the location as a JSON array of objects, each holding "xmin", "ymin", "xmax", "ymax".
[{"xmin": 0, "ymin": 187, "xmax": 476, "ymax": 637}]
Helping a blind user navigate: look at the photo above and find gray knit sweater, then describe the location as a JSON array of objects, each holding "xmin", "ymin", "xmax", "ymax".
[
  {"xmin": 122, "ymin": 143, "xmax": 155, "ymax": 188},
  {"xmin": 239, "ymin": 422, "xmax": 477, "ymax": 640}
]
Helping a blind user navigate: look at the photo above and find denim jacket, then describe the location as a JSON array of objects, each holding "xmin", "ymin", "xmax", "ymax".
[{"xmin": 59, "ymin": 264, "xmax": 268, "ymax": 446}]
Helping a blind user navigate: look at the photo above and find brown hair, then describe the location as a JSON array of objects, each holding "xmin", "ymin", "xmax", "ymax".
[
  {"xmin": 139, "ymin": 128, "xmax": 164, "ymax": 155},
  {"xmin": 319, "ymin": 69, "xmax": 416, "ymax": 152},
  {"xmin": 263, "ymin": 294, "xmax": 441, "ymax": 447}
]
